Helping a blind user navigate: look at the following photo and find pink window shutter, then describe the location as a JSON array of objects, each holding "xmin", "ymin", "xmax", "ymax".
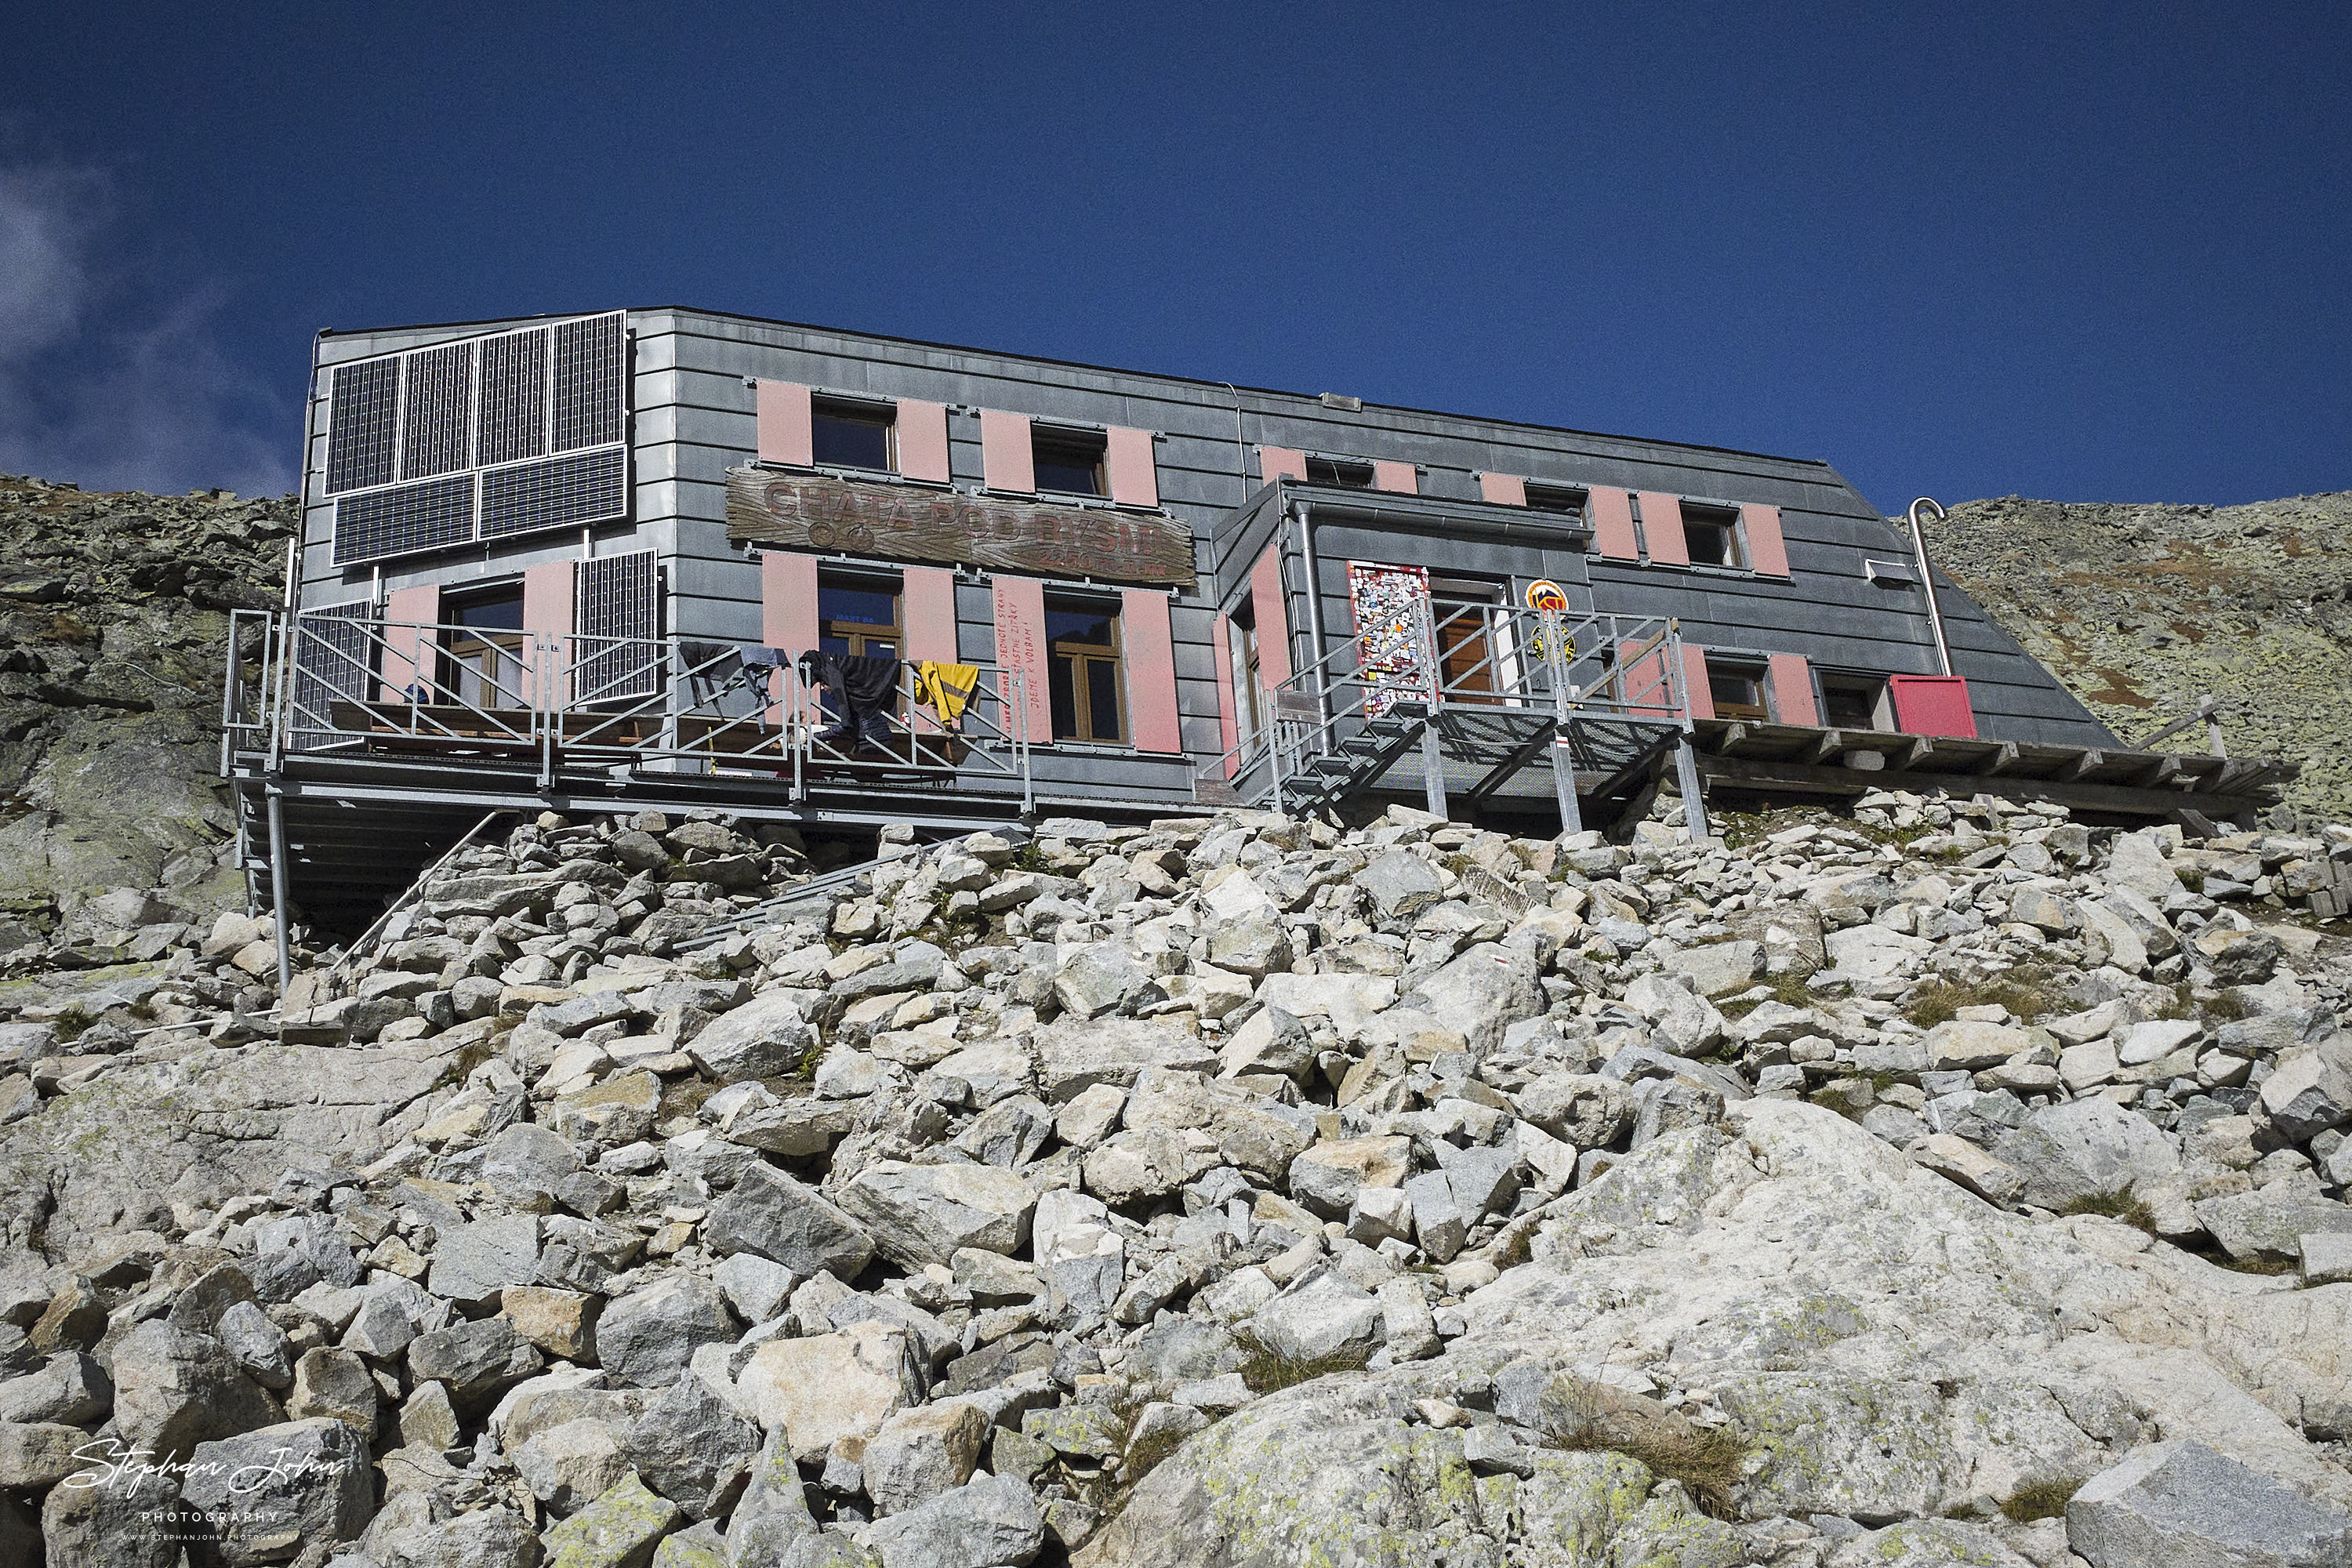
[
  {"xmin": 1257, "ymin": 446, "xmax": 1307, "ymax": 487},
  {"xmin": 1121, "ymin": 590, "xmax": 1183, "ymax": 753},
  {"xmin": 757, "ymin": 381, "xmax": 813, "ymax": 466},
  {"xmin": 896, "ymin": 399, "xmax": 951, "ymax": 484},
  {"xmin": 980, "ymin": 410, "xmax": 1035, "ymax": 493},
  {"xmin": 1639, "ymin": 492, "xmax": 1690, "ymax": 566},
  {"xmin": 1588, "ymin": 488, "xmax": 1639, "ymax": 561},
  {"xmin": 902, "ymin": 566, "xmax": 960, "ymax": 732},
  {"xmin": 380, "ymin": 584, "xmax": 440, "ymax": 702},
  {"xmin": 1766, "ymin": 653, "xmax": 1820, "ymax": 727},
  {"xmin": 1249, "ymin": 546, "xmax": 1292, "ymax": 685},
  {"xmin": 1889, "ymin": 676, "xmax": 1978, "ymax": 739},
  {"xmin": 1105, "ymin": 426, "xmax": 1160, "ymax": 507},
  {"xmin": 1371, "ymin": 460, "xmax": 1418, "ymax": 495},
  {"xmin": 1740, "ymin": 503, "xmax": 1790, "ymax": 577},
  {"xmin": 991, "ymin": 575, "xmax": 1054, "ymax": 744},
  {"xmin": 760, "ymin": 550, "xmax": 819, "ymax": 724},
  {"xmin": 1479, "ymin": 473, "xmax": 1527, "ymax": 506},
  {"xmin": 1616, "ymin": 638, "xmax": 1675, "ymax": 717},
  {"xmin": 1211, "ymin": 614, "xmax": 1240, "ymax": 773},
  {"xmin": 1679, "ymin": 642, "xmax": 1715, "ymax": 720},
  {"xmin": 521, "ymin": 561, "xmax": 574, "ymax": 707}
]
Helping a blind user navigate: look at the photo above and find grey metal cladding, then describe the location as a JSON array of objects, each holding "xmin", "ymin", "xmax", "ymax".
[
  {"xmin": 334, "ymin": 476, "xmax": 476, "ymax": 565},
  {"xmin": 477, "ymin": 330, "xmax": 549, "ymax": 466},
  {"xmin": 398, "ymin": 340, "xmax": 475, "ymax": 481},
  {"xmin": 324, "ymin": 359, "xmax": 398, "ymax": 494},
  {"xmin": 480, "ymin": 448, "xmax": 627, "ymax": 538},
  {"xmin": 577, "ymin": 549, "xmax": 659, "ymax": 699},
  {"xmin": 552, "ymin": 313, "xmax": 626, "ymax": 451}
]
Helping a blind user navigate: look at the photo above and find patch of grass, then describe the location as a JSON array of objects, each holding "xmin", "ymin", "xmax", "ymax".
[
  {"xmin": 2201, "ymin": 990, "xmax": 2252, "ymax": 1025},
  {"xmin": 1234, "ymin": 1330, "xmax": 1373, "ymax": 1395},
  {"xmin": 1120, "ymin": 1425, "xmax": 1191, "ymax": 1487},
  {"xmin": 659, "ymin": 1076, "xmax": 717, "ymax": 1121},
  {"xmin": 1901, "ymin": 970, "xmax": 2055, "ymax": 1029},
  {"xmin": 1719, "ymin": 967, "xmax": 1819, "ymax": 1020},
  {"xmin": 2212, "ymin": 1251, "xmax": 2298, "ymax": 1276},
  {"xmin": 2001, "ymin": 1476, "xmax": 2082, "ymax": 1523},
  {"xmin": 2057, "ymin": 1191, "xmax": 2158, "ymax": 1235},
  {"xmin": 1542, "ymin": 1375, "xmax": 1748, "ymax": 1518}
]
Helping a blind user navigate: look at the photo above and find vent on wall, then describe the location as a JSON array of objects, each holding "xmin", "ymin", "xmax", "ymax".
[{"xmin": 325, "ymin": 311, "xmax": 629, "ymax": 565}]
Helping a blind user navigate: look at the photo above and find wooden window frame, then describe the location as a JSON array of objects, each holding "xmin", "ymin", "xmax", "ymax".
[
  {"xmin": 1682, "ymin": 503, "xmax": 1749, "ymax": 570},
  {"xmin": 1047, "ymin": 597, "xmax": 1127, "ymax": 745},
  {"xmin": 1031, "ymin": 427, "xmax": 1107, "ymax": 498},
  {"xmin": 817, "ymin": 572, "xmax": 903, "ymax": 659},
  {"xmin": 1817, "ymin": 670, "xmax": 1894, "ymax": 732},
  {"xmin": 1705, "ymin": 655, "xmax": 1771, "ymax": 722}
]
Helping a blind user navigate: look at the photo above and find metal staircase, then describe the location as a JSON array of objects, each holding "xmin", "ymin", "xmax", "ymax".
[{"xmin": 1203, "ymin": 603, "xmax": 1697, "ymax": 831}]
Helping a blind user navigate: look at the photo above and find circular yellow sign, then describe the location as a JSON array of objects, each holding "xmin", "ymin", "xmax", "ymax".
[{"xmin": 1525, "ymin": 579, "xmax": 1570, "ymax": 612}]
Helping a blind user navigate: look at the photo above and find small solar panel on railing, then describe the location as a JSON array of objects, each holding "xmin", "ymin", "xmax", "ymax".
[
  {"xmin": 577, "ymin": 549, "xmax": 659, "ymax": 700},
  {"xmin": 323, "ymin": 359, "xmax": 398, "ymax": 494},
  {"xmin": 290, "ymin": 601, "xmax": 375, "ymax": 750}
]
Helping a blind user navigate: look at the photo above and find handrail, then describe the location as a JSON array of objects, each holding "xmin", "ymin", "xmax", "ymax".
[{"xmin": 2129, "ymin": 693, "xmax": 2228, "ymax": 758}]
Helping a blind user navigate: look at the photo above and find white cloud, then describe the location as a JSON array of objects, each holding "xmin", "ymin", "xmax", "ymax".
[{"xmin": 0, "ymin": 162, "xmax": 296, "ymax": 499}]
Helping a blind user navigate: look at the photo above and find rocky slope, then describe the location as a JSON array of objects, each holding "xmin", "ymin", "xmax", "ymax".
[
  {"xmin": 1, "ymin": 794, "xmax": 2349, "ymax": 1566},
  {"xmin": 1929, "ymin": 492, "xmax": 2352, "ymax": 826},
  {"xmin": 0, "ymin": 474, "xmax": 297, "ymax": 958}
]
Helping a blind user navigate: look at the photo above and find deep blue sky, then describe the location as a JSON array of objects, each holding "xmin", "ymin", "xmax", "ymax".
[{"xmin": 2, "ymin": 3, "xmax": 2345, "ymax": 511}]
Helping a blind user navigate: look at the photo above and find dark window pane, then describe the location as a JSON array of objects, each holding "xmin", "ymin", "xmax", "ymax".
[
  {"xmin": 1709, "ymin": 671, "xmax": 1760, "ymax": 707},
  {"xmin": 1049, "ymin": 655, "xmax": 1079, "ymax": 739},
  {"xmin": 818, "ymin": 634, "xmax": 851, "ymax": 656},
  {"xmin": 456, "ymin": 594, "xmax": 524, "ymax": 630},
  {"xmin": 811, "ymin": 409, "xmax": 892, "ymax": 470},
  {"xmin": 1824, "ymin": 681, "xmax": 1882, "ymax": 729},
  {"xmin": 1034, "ymin": 448, "xmax": 1101, "ymax": 495},
  {"xmin": 1685, "ymin": 522, "xmax": 1730, "ymax": 565},
  {"xmin": 1087, "ymin": 658, "xmax": 1121, "ymax": 740},
  {"xmin": 1047, "ymin": 609, "xmax": 1114, "ymax": 648},
  {"xmin": 1524, "ymin": 486, "xmax": 1584, "ymax": 516},
  {"xmin": 821, "ymin": 585, "xmax": 898, "ymax": 626},
  {"xmin": 1308, "ymin": 457, "xmax": 1373, "ymax": 488}
]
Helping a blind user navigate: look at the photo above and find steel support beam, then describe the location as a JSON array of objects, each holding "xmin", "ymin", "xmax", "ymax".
[
  {"xmin": 1420, "ymin": 723, "xmax": 1449, "ymax": 820},
  {"xmin": 1675, "ymin": 739, "xmax": 1708, "ymax": 839},
  {"xmin": 265, "ymin": 783, "xmax": 292, "ymax": 996}
]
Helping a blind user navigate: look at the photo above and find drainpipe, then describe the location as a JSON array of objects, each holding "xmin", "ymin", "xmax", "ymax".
[
  {"xmin": 1906, "ymin": 497, "xmax": 1954, "ymax": 678},
  {"xmin": 266, "ymin": 785, "xmax": 293, "ymax": 997},
  {"xmin": 1290, "ymin": 501, "xmax": 1328, "ymax": 723}
]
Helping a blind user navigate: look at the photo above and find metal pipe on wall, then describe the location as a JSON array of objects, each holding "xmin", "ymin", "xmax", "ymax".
[
  {"xmin": 1906, "ymin": 497, "xmax": 1955, "ymax": 678},
  {"xmin": 1290, "ymin": 501, "xmax": 1330, "ymax": 724},
  {"xmin": 266, "ymin": 785, "xmax": 292, "ymax": 997}
]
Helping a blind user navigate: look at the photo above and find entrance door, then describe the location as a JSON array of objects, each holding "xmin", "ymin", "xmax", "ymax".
[
  {"xmin": 1428, "ymin": 578, "xmax": 1513, "ymax": 705},
  {"xmin": 443, "ymin": 593, "xmax": 528, "ymax": 711}
]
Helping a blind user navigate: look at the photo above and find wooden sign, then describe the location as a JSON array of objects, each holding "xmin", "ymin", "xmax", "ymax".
[{"xmin": 725, "ymin": 467, "xmax": 1194, "ymax": 586}]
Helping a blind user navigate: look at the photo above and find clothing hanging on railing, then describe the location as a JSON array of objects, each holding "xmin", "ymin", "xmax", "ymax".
[
  {"xmin": 910, "ymin": 661, "xmax": 979, "ymax": 727},
  {"xmin": 800, "ymin": 652, "xmax": 902, "ymax": 750}
]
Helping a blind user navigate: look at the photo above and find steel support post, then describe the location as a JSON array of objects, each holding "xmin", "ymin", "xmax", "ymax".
[
  {"xmin": 1421, "ymin": 723, "xmax": 1450, "ymax": 820},
  {"xmin": 1553, "ymin": 737, "xmax": 1583, "ymax": 836},
  {"xmin": 265, "ymin": 783, "xmax": 293, "ymax": 997},
  {"xmin": 1675, "ymin": 739, "xmax": 1708, "ymax": 840}
]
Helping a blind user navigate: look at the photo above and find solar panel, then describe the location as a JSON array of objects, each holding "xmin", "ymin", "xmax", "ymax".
[
  {"xmin": 479, "ymin": 448, "xmax": 626, "ymax": 539},
  {"xmin": 398, "ymin": 340, "xmax": 474, "ymax": 480},
  {"xmin": 577, "ymin": 550, "xmax": 659, "ymax": 699},
  {"xmin": 290, "ymin": 601, "xmax": 374, "ymax": 749},
  {"xmin": 321, "ymin": 311, "xmax": 628, "ymax": 563},
  {"xmin": 323, "ymin": 359, "xmax": 398, "ymax": 494},
  {"xmin": 333, "ymin": 475, "xmax": 477, "ymax": 564},
  {"xmin": 551, "ymin": 313, "xmax": 626, "ymax": 451},
  {"xmin": 476, "ymin": 328, "xmax": 548, "ymax": 466}
]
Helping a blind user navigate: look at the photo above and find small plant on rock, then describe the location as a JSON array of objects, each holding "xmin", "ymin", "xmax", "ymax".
[{"xmin": 2000, "ymin": 1475, "xmax": 2082, "ymax": 1523}]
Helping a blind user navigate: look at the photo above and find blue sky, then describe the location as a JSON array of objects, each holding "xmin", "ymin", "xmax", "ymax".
[{"xmin": 2, "ymin": 2, "xmax": 2344, "ymax": 511}]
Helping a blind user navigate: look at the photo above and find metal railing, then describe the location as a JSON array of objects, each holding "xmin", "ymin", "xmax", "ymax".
[
  {"xmin": 1200, "ymin": 600, "xmax": 1691, "ymax": 810},
  {"xmin": 224, "ymin": 610, "xmax": 1033, "ymax": 810}
]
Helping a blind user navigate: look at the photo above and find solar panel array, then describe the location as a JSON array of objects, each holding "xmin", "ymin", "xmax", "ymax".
[
  {"xmin": 577, "ymin": 550, "xmax": 661, "ymax": 700},
  {"xmin": 325, "ymin": 311, "xmax": 628, "ymax": 564}
]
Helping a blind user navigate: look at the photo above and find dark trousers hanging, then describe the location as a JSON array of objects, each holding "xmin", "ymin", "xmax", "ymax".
[{"xmin": 802, "ymin": 653, "xmax": 902, "ymax": 750}]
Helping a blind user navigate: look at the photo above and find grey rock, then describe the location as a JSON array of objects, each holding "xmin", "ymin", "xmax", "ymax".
[
  {"xmin": 515, "ymin": 1415, "xmax": 631, "ymax": 1515},
  {"xmin": 1515, "ymin": 1073, "xmax": 1635, "ymax": 1149},
  {"xmin": 1356, "ymin": 851, "xmax": 1444, "ymax": 921},
  {"xmin": 714, "ymin": 1250, "xmax": 799, "ymax": 1325},
  {"xmin": 0, "ymin": 1351, "xmax": 112, "ymax": 1425},
  {"xmin": 2194, "ymin": 1189, "xmax": 2352, "ymax": 1264},
  {"xmin": 1400, "ymin": 942, "xmax": 1544, "ymax": 1055},
  {"xmin": 1991, "ymin": 1097, "xmax": 2180, "ymax": 1210},
  {"xmin": 703, "ymin": 1162, "xmax": 876, "ymax": 1279},
  {"xmin": 39, "ymin": 1453, "xmax": 181, "ymax": 1568},
  {"xmin": 1248, "ymin": 1269, "xmax": 1383, "ymax": 1364},
  {"xmin": 1030, "ymin": 1016, "xmax": 1218, "ymax": 1102},
  {"xmin": 286, "ymin": 1345, "xmax": 379, "ymax": 1439},
  {"xmin": 214, "ymin": 1298, "xmax": 293, "ymax": 1389},
  {"xmin": 726, "ymin": 1426, "xmax": 821, "ymax": 1563},
  {"xmin": 0, "ymin": 1419, "xmax": 89, "ymax": 1488},
  {"xmin": 619, "ymin": 1370, "xmax": 760, "ymax": 1518},
  {"xmin": 541, "ymin": 1473, "xmax": 684, "ymax": 1568},
  {"xmin": 838, "ymin": 1160, "xmax": 1037, "ymax": 1269},
  {"xmin": 597, "ymin": 1273, "xmax": 741, "ymax": 1388},
  {"xmin": 2067, "ymin": 1439, "xmax": 2352, "ymax": 1567},
  {"xmin": 111, "ymin": 1320, "xmax": 280, "ymax": 1461},
  {"xmin": 180, "ymin": 1417, "xmax": 374, "ymax": 1566},
  {"xmin": 428, "ymin": 1213, "xmax": 543, "ymax": 1307},
  {"xmin": 687, "ymin": 989, "xmax": 815, "ymax": 1083},
  {"xmin": 860, "ymin": 1471, "xmax": 1044, "ymax": 1568},
  {"xmin": 1053, "ymin": 942, "xmax": 1159, "ymax": 1019},
  {"xmin": 865, "ymin": 1399, "xmax": 988, "ymax": 1515},
  {"xmin": 1667, "ymin": 940, "xmax": 1766, "ymax": 999},
  {"xmin": 244, "ymin": 1213, "xmax": 361, "ymax": 1303},
  {"xmin": 2258, "ymin": 1046, "xmax": 2352, "ymax": 1145},
  {"xmin": 407, "ymin": 1318, "xmax": 545, "ymax": 1413}
]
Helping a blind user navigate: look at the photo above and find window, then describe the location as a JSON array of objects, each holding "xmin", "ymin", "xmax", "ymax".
[
  {"xmin": 1229, "ymin": 608, "xmax": 1266, "ymax": 745},
  {"xmin": 818, "ymin": 576, "xmax": 901, "ymax": 658},
  {"xmin": 1032, "ymin": 428, "xmax": 1105, "ymax": 496},
  {"xmin": 1524, "ymin": 484, "xmax": 1586, "ymax": 517},
  {"xmin": 1705, "ymin": 656, "xmax": 1770, "ymax": 722},
  {"xmin": 1682, "ymin": 504, "xmax": 1747, "ymax": 568},
  {"xmin": 1820, "ymin": 673, "xmax": 1893, "ymax": 731},
  {"xmin": 442, "ymin": 590, "xmax": 526, "ymax": 709},
  {"xmin": 1047, "ymin": 601, "xmax": 1125, "ymax": 743},
  {"xmin": 1306, "ymin": 456, "xmax": 1374, "ymax": 488},
  {"xmin": 811, "ymin": 399, "xmax": 895, "ymax": 472}
]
